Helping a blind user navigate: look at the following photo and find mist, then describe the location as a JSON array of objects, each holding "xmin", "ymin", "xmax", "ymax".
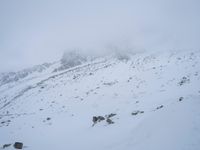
[{"xmin": 0, "ymin": 0, "xmax": 200, "ymax": 72}]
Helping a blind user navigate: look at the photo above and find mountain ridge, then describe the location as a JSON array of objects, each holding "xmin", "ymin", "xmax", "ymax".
[{"xmin": 0, "ymin": 49, "xmax": 200, "ymax": 150}]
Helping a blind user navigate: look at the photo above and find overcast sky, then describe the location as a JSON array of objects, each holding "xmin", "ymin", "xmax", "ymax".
[{"xmin": 0, "ymin": 0, "xmax": 200, "ymax": 72}]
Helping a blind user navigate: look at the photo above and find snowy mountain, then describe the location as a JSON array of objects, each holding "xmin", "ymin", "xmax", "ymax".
[
  {"xmin": 0, "ymin": 50, "xmax": 200, "ymax": 150},
  {"xmin": 0, "ymin": 63, "xmax": 53, "ymax": 87}
]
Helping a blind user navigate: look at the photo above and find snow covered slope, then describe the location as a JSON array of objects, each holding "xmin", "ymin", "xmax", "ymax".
[{"xmin": 0, "ymin": 50, "xmax": 200, "ymax": 150}]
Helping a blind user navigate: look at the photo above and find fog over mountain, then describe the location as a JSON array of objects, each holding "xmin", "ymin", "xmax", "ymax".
[
  {"xmin": 1, "ymin": 1, "xmax": 200, "ymax": 150},
  {"xmin": 0, "ymin": 0, "xmax": 200, "ymax": 72}
]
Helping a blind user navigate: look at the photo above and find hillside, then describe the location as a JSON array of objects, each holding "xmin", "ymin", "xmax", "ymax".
[{"xmin": 0, "ymin": 50, "xmax": 200, "ymax": 150}]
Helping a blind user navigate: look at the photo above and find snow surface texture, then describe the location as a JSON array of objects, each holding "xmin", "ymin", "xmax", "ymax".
[{"xmin": 0, "ymin": 50, "xmax": 200, "ymax": 150}]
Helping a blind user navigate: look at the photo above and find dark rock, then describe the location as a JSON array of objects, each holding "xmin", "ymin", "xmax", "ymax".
[
  {"xmin": 178, "ymin": 77, "xmax": 190, "ymax": 86},
  {"xmin": 3, "ymin": 144, "xmax": 11, "ymax": 149},
  {"xmin": 179, "ymin": 97, "xmax": 184, "ymax": 101},
  {"xmin": 131, "ymin": 111, "xmax": 139, "ymax": 115},
  {"xmin": 135, "ymin": 101, "xmax": 139, "ymax": 104},
  {"xmin": 156, "ymin": 105, "xmax": 164, "ymax": 110},
  {"xmin": 140, "ymin": 111, "xmax": 144, "ymax": 114},
  {"xmin": 103, "ymin": 81, "xmax": 116, "ymax": 86},
  {"xmin": 131, "ymin": 110, "xmax": 144, "ymax": 116},
  {"xmin": 93, "ymin": 113, "xmax": 117, "ymax": 126},
  {"xmin": 92, "ymin": 116, "xmax": 106, "ymax": 126},
  {"xmin": 93, "ymin": 116, "xmax": 105, "ymax": 123},
  {"xmin": 46, "ymin": 117, "xmax": 51, "ymax": 121},
  {"xmin": 13, "ymin": 142, "xmax": 23, "ymax": 149},
  {"xmin": 131, "ymin": 111, "xmax": 138, "ymax": 116},
  {"xmin": 92, "ymin": 116, "xmax": 98, "ymax": 123},
  {"xmin": 97, "ymin": 116, "xmax": 105, "ymax": 121},
  {"xmin": 106, "ymin": 118, "xmax": 114, "ymax": 124},
  {"xmin": 107, "ymin": 113, "xmax": 117, "ymax": 118}
]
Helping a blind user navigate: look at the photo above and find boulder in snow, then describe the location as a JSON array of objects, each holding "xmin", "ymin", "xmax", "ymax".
[{"xmin": 13, "ymin": 142, "xmax": 23, "ymax": 149}]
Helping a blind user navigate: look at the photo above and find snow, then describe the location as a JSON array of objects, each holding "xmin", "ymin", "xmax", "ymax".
[{"xmin": 0, "ymin": 50, "xmax": 200, "ymax": 150}]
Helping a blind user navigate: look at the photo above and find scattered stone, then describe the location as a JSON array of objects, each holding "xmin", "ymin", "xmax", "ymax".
[
  {"xmin": 135, "ymin": 101, "xmax": 139, "ymax": 104},
  {"xmin": 92, "ymin": 116, "xmax": 105, "ymax": 125},
  {"xmin": 132, "ymin": 111, "xmax": 138, "ymax": 115},
  {"xmin": 46, "ymin": 117, "xmax": 51, "ymax": 121},
  {"xmin": 178, "ymin": 77, "xmax": 190, "ymax": 86},
  {"xmin": 93, "ymin": 116, "xmax": 98, "ymax": 123},
  {"xmin": 106, "ymin": 118, "xmax": 114, "ymax": 124},
  {"xmin": 97, "ymin": 116, "xmax": 105, "ymax": 121},
  {"xmin": 13, "ymin": 142, "xmax": 23, "ymax": 149},
  {"xmin": 73, "ymin": 75, "xmax": 77, "ymax": 79},
  {"xmin": 156, "ymin": 105, "xmax": 164, "ymax": 110},
  {"xmin": 3, "ymin": 144, "xmax": 12, "ymax": 149},
  {"xmin": 103, "ymin": 81, "xmax": 117, "ymax": 86},
  {"xmin": 131, "ymin": 110, "xmax": 144, "ymax": 116},
  {"xmin": 106, "ymin": 113, "xmax": 116, "ymax": 118},
  {"xmin": 179, "ymin": 97, "xmax": 184, "ymax": 101},
  {"xmin": 92, "ymin": 113, "xmax": 117, "ymax": 126},
  {"xmin": 127, "ymin": 77, "xmax": 133, "ymax": 82}
]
